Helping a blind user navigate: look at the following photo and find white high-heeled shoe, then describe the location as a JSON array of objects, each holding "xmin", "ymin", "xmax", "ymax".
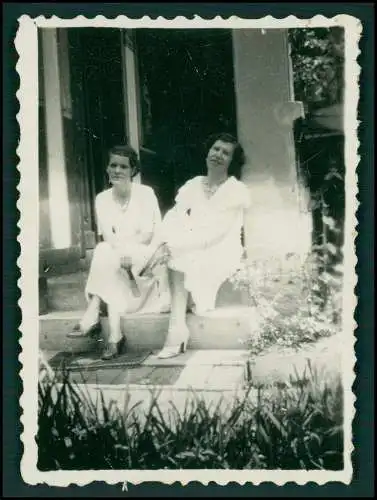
[
  {"xmin": 157, "ymin": 328, "xmax": 189, "ymax": 359},
  {"xmin": 157, "ymin": 341, "xmax": 187, "ymax": 360}
]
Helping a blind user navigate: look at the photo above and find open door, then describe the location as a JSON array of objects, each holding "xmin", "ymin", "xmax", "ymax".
[
  {"xmin": 135, "ymin": 29, "xmax": 237, "ymax": 214},
  {"xmin": 67, "ymin": 28, "xmax": 127, "ymax": 253}
]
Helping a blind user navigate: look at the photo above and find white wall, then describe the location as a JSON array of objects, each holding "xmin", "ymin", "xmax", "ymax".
[
  {"xmin": 41, "ymin": 28, "xmax": 71, "ymax": 250},
  {"xmin": 232, "ymin": 28, "xmax": 312, "ymax": 265}
]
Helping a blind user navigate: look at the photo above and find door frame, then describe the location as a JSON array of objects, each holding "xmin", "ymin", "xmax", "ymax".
[
  {"xmin": 39, "ymin": 28, "xmax": 85, "ymax": 275},
  {"xmin": 121, "ymin": 29, "xmax": 142, "ymax": 183}
]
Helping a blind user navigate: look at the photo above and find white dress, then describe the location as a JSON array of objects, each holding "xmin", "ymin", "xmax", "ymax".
[
  {"xmin": 85, "ymin": 184, "xmax": 171, "ymax": 315},
  {"xmin": 158, "ymin": 175, "xmax": 251, "ymax": 314}
]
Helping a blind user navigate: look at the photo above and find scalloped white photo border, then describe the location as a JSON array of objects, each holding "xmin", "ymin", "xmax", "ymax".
[{"xmin": 16, "ymin": 13, "xmax": 361, "ymax": 487}]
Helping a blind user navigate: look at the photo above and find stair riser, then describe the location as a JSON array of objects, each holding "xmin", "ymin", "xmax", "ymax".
[
  {"xmin": 102, "ymin": 315, "xmax": 255, "ymax": 350},
  {"xmin": 45, "ymin": 287, "xmax": 88, "ymax": 313},
  {"xmin": 40, "ymin": 314, "xmax": 258, "ymax": 352},
  {"xmin": 39, "ymin": 318, "xmax": 99, "ymax": 353},
  {"xmin": 42, "ymin": 275, "xmax": 250, "ymax": 314}
]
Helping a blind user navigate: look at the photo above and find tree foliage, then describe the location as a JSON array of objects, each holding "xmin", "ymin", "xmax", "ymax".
[
  {"xmin": 288, "ymin": 27, "xmax": 345, "ymax": 112},
  {"xmin": 288, "ymin": 28, "xmax": 346, "ymax": 308}
]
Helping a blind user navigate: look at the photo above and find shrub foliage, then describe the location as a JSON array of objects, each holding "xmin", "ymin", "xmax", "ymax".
[{"xmin": 37, "ymin": 367, "xmax": 343, "ymax": 471}]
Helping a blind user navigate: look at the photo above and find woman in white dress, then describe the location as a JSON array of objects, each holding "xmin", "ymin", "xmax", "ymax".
[
  {"xmin": 67, "ymin": 145, "xmax": 170, "ymax": 360},
  {"xmin": 147, "ymin": 133, "xmax": 251, "ymax": 359}
]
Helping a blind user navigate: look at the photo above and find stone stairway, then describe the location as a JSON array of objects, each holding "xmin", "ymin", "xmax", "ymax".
[
  {"xmin": 39, "ymin": 270, "xmax": 260, "ymax": 393},
  {"xmin": 39, "ymin": 270, "xmax": 342, "ymax": 402},
  {"xmin": 39, "ymin": 271, "xmax": 260, "ymax": 353}
]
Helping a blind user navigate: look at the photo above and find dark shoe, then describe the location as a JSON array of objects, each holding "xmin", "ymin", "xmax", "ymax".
[
  {"xmin": 66, "ymin": 322, "xmax": 101, "ymax": 339},
  {"xmin": 101, "ymin": 337, "xmax": 126, "ymax": 360}
]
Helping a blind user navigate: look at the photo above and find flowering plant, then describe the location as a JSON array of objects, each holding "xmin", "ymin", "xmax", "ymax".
[{"xmin": 229, "ymin": 251, "xmax": 342, "ymax": 355}]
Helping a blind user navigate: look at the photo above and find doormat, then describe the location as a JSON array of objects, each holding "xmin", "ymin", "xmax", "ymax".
[{"xmin": 48, "ymin": 349, "xmax": 153, "ymax": 372}]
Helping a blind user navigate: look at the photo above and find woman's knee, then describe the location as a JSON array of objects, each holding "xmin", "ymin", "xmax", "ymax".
[
  {"xmin": 96, "ymin": 240, "xmax": 112, "ymax": 252},
  {"xmin": 93, "ymin": 241, "xmax": 114, "ymax": 259},
  {"xmin": 91, "ymin": 241, "xmax": 118, "ymax": 269}
]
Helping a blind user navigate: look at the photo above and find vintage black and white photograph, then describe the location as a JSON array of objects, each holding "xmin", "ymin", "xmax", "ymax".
[{"xmin": 16, "ymin": 14, "xmax": 360, "ymax": 486}]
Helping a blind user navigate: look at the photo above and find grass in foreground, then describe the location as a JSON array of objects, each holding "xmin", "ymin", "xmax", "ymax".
[{"xmin": 37, "ymin": 363, "xmax": 344, "ymax": 471}]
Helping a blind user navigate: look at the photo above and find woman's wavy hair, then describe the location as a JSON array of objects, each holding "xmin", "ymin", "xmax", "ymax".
[
  {"xmin": 203, "ymin": 133, "xmax": 246, "ymax": 180},
  {"xmin": 108, "ymin": 145, "xmax": 140, "ymax": 178}
]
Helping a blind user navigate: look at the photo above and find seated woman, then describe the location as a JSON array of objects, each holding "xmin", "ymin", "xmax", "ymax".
[
  {"xmin": 147, "ymin": 132, "xmax": 251, "ymax": 359},
  {"xmin": 67, "ymin": 145, "xmax": 170, "ymax": 360}
]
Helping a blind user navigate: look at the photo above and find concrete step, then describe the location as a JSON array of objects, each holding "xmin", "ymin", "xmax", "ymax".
[
  {"xmin": 41, "ymin": 271, "xmax": 251, "ymax": 314},
  {"xmin": 43, "ymin": 271, "xmax": 89, "ymax": 313},
  {"xmin": 39, "ymin": 311, "xmax": 101, "ymax": 354},
  {"xmin": 39, "ymin": 306, "xmax": 261, "ymax": 352},
  {"xmin": 40, "ymin": 349, "xmax": 251, "ymax": 402}
]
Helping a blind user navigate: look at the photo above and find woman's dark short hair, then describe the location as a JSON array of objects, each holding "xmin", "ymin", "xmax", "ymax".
[
  {"xmin": 204, "ymin": 133, "xmax": 246, "ymax": 180},
  {"xmin": 108, "ymin": 145, "xmax": 140, "ymax": 178}
]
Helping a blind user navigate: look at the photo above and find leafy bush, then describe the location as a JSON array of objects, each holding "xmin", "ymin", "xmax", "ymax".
[
  {"xmin": 247, "ymin": 310, "xmax": 337, "ymax": 356},
  {"xmin": 288, "ymin": 27, "xmax": 344, "ymax": 111},
  {"xmin": 229, "ymin": 245, "xmax": 343, "ymax": 355},
  {"xmin": 37, "ymin": 366, "xmax": 343, "ymax": 471}
]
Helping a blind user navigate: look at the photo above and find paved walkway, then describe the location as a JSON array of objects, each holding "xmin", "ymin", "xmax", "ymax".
[
  {"xmin": 43, "ymin": 349, "xmax": 249, "ymax": 390},
  {"xmin": 40, "ymin": 334, "xmax": 343, "ymax": 422},
  {"xmin": 40, "ymin": 349, "xmax": 252, "ymax": 422},
  {"xmin": 249, "ymin": 332, "xmax": 343, "ymax": 386}
]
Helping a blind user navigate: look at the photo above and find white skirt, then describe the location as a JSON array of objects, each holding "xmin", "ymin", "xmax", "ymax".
[
  {"xmin": 85, "ymin": 241, "xmax": 171, "ymax": 315},
  {"xmin": 159, "ymin": 208, "xmax": 243, "ymax": 314}
]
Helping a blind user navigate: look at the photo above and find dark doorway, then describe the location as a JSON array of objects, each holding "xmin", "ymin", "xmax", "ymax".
[
  {"xmin": 136, "ymin": 29, "xmax": 237, "ymax": 213},
  {"xmin": 68, "ymin": 28, "xmax": 126, "ymax": 248},
  {"xmin": 68, "ymin": 30, "xmax": 125, "ymax": 197}
]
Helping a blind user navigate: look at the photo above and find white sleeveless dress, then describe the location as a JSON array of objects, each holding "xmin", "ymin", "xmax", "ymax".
[
  {"xmin": 158, "ymin": 176, "xmax": 251, "ymax": 314},
  {"xmin": 85, "ymin": 184, "xmax": 171, "ymax": 315}
]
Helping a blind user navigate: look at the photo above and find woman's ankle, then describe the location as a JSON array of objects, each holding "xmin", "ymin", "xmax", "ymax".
[
  {"xmin": 80, "ymin": 311, "xmax": 99, "ymax": 331},
  {"xmin": 165, "ymin": 323, "xmax": 189, "ymax": 345},
  {"xmin": 168, "ymin": 320, "xmax": 189, "ymax": 332},
  {"xmin": 82, "ymin": 299, "xmax": 100, "ymax": 324},
  {"xmin": 108, "ymin": 332, "xmax": 123, "ymax": 345}
]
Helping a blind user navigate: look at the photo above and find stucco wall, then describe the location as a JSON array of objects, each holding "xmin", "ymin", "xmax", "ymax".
[{"xmin": 232, "ymin": 29, "xmax": 312, "ymax": 265}]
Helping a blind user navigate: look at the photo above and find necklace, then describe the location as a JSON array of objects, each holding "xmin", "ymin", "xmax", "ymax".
[
  {"xmin": 112, "ymin": 187, "xmax": 132, "ymax": 211},
  {"xmin": 202, "ymin": 176, "xmax": 227, "ymax": 197},
  {"xmin": 119, "ymin": 198, "xmax": 131, "ymax": 211}
]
